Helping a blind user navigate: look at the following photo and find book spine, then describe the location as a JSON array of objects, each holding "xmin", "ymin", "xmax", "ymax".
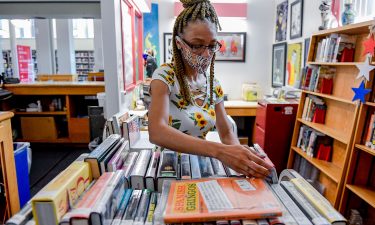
[
  {"xmin": 256, "ymin": 219, "xmax": 269, "ymax": 225},
  {"xmin": 189, "ymin": 154, "xmax": 201, "ymax": 179},
  {"xmin": 133, "ymin": 189, "xmax": 152, "ymax": 225},
  {"xmin": 5, "ymin": 202, "xmax": 32, "ymax": 225},
  {"xmin": 280, "ymin": 181, "xmax": 330, "ymax": 225},
  {"xmin": 198, "ymin": 156, "xmax": 214, "ymax": 177},
  {"xmin": 107, "ymin": 141, "xmax": 129, "ymax": 172},
  {"xmin": 157, "ymin": 150, "xmax": 178, "ymax": 178},
  {"xmin": 111, "ymin": 189, "xmax": 133, "ymax": 225},
  {"xmin": 145, "ymin": 152, "xmax": 160, "ymax": 191},
  {"xmin": 180, "ymin": 153, "xmax": 192, "ymax": 179},
  {"xmin": 100, "ymin": 139, "xmax": 124, "ymax": 174},
  {"xmin": 122, "ymin": 152, "xmax": 139, "ymax": 188},
  {"xmin": 144, "ymin": 192, "xmax": 158, "ymax": 225},
  {"xmin": 290, "ymin": 178, "xmax": 347, "ymax": 223},
  {"xmin": 241, "ymin": 219, "xmax": 258, "ymax": 225},
  {"xmin": 210, "ymin": 158, "xmax": 227, "ymax": 177},
  {"xmin": 131, "ymin": 150, "xmax": 152, "ymax": 189},
  {"xmin": 122, "ymin": 190, "xmax": 143, "ymax": 222}
]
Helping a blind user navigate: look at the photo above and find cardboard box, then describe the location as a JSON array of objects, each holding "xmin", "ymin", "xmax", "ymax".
[{"xmin": 21, "ymin": 117, "xmax": 58, "ymax": 140}]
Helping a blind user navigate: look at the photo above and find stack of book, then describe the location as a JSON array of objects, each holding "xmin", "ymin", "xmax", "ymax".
[
  {"xmin": 297, "ymin": 125, "xmax": 333, "ymax": 161},
  {"xmin": 362, "ymin": 112, "xmax": 375, "ymax": 150},
  {"xmin": 301, "ymin": 95, "xmax": 327, "ymax": 124},
  {"xmin": 314, "ymin": 33, "xmax": 357, "ymax": 63},
  {"xmin": 300, "ymin": 66, "xmax": 335, "ymax": 95}
]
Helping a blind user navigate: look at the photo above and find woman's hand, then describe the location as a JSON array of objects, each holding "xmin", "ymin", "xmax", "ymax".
[{"xmin": 216, "ymin": 144, "xmax": 274, "ymax": 179}]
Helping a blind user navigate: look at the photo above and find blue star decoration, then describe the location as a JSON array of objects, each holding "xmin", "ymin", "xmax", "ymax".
[{"xmin": 352, "ymin": 81, "xmax": 371, "ymax": 103}]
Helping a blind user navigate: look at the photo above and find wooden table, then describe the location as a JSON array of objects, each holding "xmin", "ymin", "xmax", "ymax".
[
  {"xmin": 224, "ymin": 100, "xmax": 258, "ymax": 144},
  {"xmin": 0, "ymin": 112, "xmax": 20, "ymax": 218}
]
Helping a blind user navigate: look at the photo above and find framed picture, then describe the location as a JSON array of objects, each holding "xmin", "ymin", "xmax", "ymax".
[
  {"xmin": 286, "ymin": 43, "xmax": 302, "ymax": 88},
  {"xmin": 290, "ymin": 0, "xmax": 303, "ymax": 39},
  {"xmin": 275, "ymin": 0, "xmax": 288, "ymax": 42},
  {"xmin": 303, "ymin": 37, "xmax": 310, "ymax": 67},
  {"xmin": 272, "ymin": 43, "xmax": 287, "ymax": 87},
  {"xmin": 163, "ymin": 33, "xmax": 173, "ymax": 63},
  {"xmin": 216, "ymin": 32, "xmax": 246, "ymax": 62}
]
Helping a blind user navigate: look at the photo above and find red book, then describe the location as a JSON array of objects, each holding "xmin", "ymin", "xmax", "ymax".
[
  {"xmin": 316, "ymin": 145, "xmax": 332, "ymax": 161},
  {"xmin": 320, "ymin": 77, "xmax": 333, "ymax": 94},
  {"xmin": 312, "ymin": 107, "xmax": 326, "ymax": 124}
]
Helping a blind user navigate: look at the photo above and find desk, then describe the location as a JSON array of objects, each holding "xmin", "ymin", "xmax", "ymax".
[{"xmin": 224, "ymin": 100, "xmax": 258, "ymax": 144}]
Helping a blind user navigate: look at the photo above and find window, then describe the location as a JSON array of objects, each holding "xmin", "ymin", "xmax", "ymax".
[
  {"xmin": 341, "ymin": 0, "xmax": 375, "ymax": 22},
  {"xmin": 72, "ymin": 19, "xmax": 94, "ymax": 38},
  {"xmin": 0, "ymin": 19, "xmax": 35, "ymax": 38}
]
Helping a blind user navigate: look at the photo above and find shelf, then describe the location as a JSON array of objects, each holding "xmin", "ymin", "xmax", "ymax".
[
  {"xmin": 303, "ymin": 90, "xmax": 356, "ymax": 105},
  {"xmin": 365, "ymin": 102, "xmax": 375, "ymax": 107},
  {"xmin": 312, "ymin": 20, "xmax": 373, "ymax": 36},
  {"xmin": 292, "ymin": 146, "xmax": 341, "ymax": 183},
  {"xmin": 346, "ymin": 184, "xmax": 375, "ymax": 208},
  {"xmin": 15, "ymin": 111, "xmax": 67, "ymax": 116},
  {"xmin": 297, "ymin": 118, "xmax": 349, "ymax": 144},
  {"xmin": 307, "ymin": 62, "xmax": 360, "ymax": 66},
  {"xmin": 355, "ymin": 144, "xmax": 375, "ymax": 157}
]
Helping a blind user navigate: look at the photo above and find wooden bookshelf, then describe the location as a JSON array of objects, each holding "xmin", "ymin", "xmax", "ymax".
[
  {"xmin": 355, "ymin": 144, "xmax": 375, "ymax": 157},
  {"xmin": 287, "ymin": 21, "xmax": 375, "ymax": 208},
  {"xmin": 15, "ymin": 111, "xmax": 67, "ymax": 116},
  {"xmin": 346, "ymin": 185, "xmax": 375, "ymax": 208}
]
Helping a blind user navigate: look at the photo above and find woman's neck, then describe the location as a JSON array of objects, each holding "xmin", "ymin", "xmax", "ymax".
[{"xmin": 184, "ymin": 64, "xmax": 199, "ymax": 81}]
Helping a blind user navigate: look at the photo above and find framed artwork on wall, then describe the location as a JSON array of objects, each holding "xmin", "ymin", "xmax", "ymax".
[
  {"xmin": 143, "ymin": 3, "xmax": 160, "ymax": 66},
  {"xmin": 303, "ymin": 37, "xmax": 310, "ymax": 67},
  {"xmin": 272, "ymin": 42, "xmax": 287, "ymax": 87},
  {"xmin": 120, "ymin": 0, "xmax": 136, "ymax": 91},
  {"xmin": 216, "ymin": 32, "xmax": 246, "ymax": 62},
  {"xmin": 275, "ymin": 0, "xmax": 288, "ymax": 42},
  {"xmin": 286, "ymin": 42, "xmax": 302, "ymax": 88},
  {"xmin": 290, "ymin": 0, "xmax": 303, "ymax": 39},
  {"xmin": 163, "ymin": 33, "xmax": 173, "ymax": 63}
]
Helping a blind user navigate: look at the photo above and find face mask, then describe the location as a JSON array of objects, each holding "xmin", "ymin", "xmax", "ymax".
[{"xmin": 178, "ymin": 39, "xmax": 213, "ymax": 74}]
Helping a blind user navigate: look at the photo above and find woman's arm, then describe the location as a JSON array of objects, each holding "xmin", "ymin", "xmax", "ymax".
[
  {"xmin": 148, "ymin": 80, "xmax": 273, "ymax": 178},
  {"xmin": 214, "ymin": 101, "xmax": 239, "ymax": 145}
]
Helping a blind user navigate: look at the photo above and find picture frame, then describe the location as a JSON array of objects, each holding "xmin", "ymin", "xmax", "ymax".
[
  {"xmin": 275, "ymin": 0, "xmax": 288, "ymax": 42},
  {"xmin": 216, "ymin": 32, "xmax": 246, "ymax": 62},
  {"xmin": 163, "ymin": 33, "xmax": 173, "ymax": 63},
  {"xmin": 290, "ymin": 0, "xmax": 303, "ymax": 40},
  {"xmin": 286, "ymin": 42, "xmax": 302, "ymax": 88},
  {"xmin": 272, "ymin": 42, "xmax": 287, "ymax": 88},
  {"xmin": 303, "ymin": 37, "xmax": 310, "ymax": 67}
]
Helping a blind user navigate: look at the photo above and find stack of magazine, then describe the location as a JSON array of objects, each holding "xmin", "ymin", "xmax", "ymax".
[{"xmin": 6, "ymin": 135, "xmax": 347, "ymax": 225}]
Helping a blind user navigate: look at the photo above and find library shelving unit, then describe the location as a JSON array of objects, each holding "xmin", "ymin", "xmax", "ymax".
[
  {"xmin": 339, "ymin": 65, "xmax": 375, "ymax": 220},
  {"xmin": 287, "ymin": 21, "xmax": 373, "ymax": 208},
  {"xmin": 75, "ymin": 50, "xmax": 95, "ymax": 78}
]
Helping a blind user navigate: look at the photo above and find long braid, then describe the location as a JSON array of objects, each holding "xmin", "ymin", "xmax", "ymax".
[{"xmin": 172, "ymin": 0, "xmax": 221, "ymax": 105}]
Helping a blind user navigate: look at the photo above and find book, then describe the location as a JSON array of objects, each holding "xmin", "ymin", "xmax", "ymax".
[
  {"xmin": 290, "ymin": 178, "xmax": 347, "ymax": 225},
  {"xmin": 145, "ymin": 151, "xmax": 160, "ymax": 191},
  {"xmin": 256, "ymin": 219, "xmax": 269, "ymax": 225},
  {"xmin": 133, "ymin": 189, "xmax": 152, "ymax": 225},
  {"xmin": 180, "ymin": 153, "xmax": 192, "ymax": 180},
  {"xmin": 89, "ymin": 170, "xmax": 127, "ymax": 225},
  {"xmin": 109, "ymin": 188, "xmax": 133, "ymax": 225},
  {"xmin": 163, "ymin": 178, "xmax": 282, "ymax": 223},
  {"xmin": 85, "ymin": 134, "xmax": 121, "ymax": 179},
  {"xmin": 100, "ymin": 138, "xmax": 125, "ymax": 174},
  {"xmin": 224, "ymin": 166, "xmax": 245, "ymax": 177},
  {"xmin": 242, "ymin": 220, "xmax": 258, "ymax": 225},
  {"xmin": 210, "ymin": 158, "xmax": 227, "ymax": 177},
  {"xmin": 107, "ymin": 140, "xmax": 129, "ymax": 172},
  {"xmin": 156, "ymin": 150, "xmax": 178, "ymax": 192},
  {"xmin": 121, "ymin": 189, "xmax": 143, "ymax": 225},
  {"xmin": 144, "ymin": 192, "xmax": 158, "ymax": 225},
  {"xmin": 269, "ymin": 184, "xmax": 312, "ymax": 225},
  {"xmin": 32, "ymin": 161, "xmax": 91, "ymax": 225},
  {"xmin": 190, "ymin": 154, "xmax": 202, "ymax": 179},
  {"xmin": 123, "ymin": 115, "xmax": 141, "ymax": 147},
  {"xmin": 5, "ymin": 202, "xmax": 32, "ymax": 225},
  {"xmin": 253, "ymin": 144, "xmax": 278, "ymax": 184},
  {"xmin": 280, "ymin": 181, "xmax": 330, "ymax": 225},
  {"xmin": 336, "ymin": 34, "xmax": 356, "ymax": 62},
  {"xmin": 131, "ymin": 131, "xmax": 155, "ymax": 150},
  {"xmin": 122, "ymin": 151, "xmax": 139, "ymax": 188},
  {"xmin": 198, "ymin": 156, "xmax": 215, "ymax": 177},
  {"xmin": 130, "ymin": 149, "xmax": 152, "ymax": 190}
]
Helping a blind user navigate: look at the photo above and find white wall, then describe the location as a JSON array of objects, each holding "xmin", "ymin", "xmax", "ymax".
[{"xmin": 158, "ymin": 0, "xmax": 275, "ymax": 100}]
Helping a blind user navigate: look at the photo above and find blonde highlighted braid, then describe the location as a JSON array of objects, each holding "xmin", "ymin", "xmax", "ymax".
[{"xmin": 172, "ymin": 0, "xmax": 221, "ymax": 105}]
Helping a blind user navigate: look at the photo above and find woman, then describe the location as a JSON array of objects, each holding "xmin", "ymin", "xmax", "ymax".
[{"xmin": 148, "ymin": 0, "xmax": 272, "ymax": 178}]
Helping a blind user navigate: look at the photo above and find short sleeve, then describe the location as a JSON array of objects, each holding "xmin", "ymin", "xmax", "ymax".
[
  {"xmin": 213, "ymin": 77, "xmax": 224, "ymax": 104},
  {"xmin": 151, "ymin": 64, "xmax": 176, "ymax": 94}
]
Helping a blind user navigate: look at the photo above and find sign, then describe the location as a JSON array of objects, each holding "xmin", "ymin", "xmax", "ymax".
[{"xmin": 16, "ymin": 45, "xmax": 34, "ymax": 82}]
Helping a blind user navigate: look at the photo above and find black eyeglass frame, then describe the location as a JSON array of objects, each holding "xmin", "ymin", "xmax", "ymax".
[{"xmin": 177, "ymin": 36, "xmax": 222, "ymax": 54}]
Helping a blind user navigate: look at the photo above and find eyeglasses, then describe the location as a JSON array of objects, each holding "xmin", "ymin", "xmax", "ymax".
[{"xmin": 177, "ymin": 36, "xmax": 222, "ymax": 54}]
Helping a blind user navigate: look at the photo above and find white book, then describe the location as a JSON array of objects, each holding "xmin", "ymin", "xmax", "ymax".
[
  {"xmin": 130, "ymin": 150, "xmax": 152, "ymax": 190},
  {"xmin": 145, "ymin": 151, "xmax": 160, "ymax": 191},
  {"xmin": 189, "ymin": 154, "xmax": 201, "ymax": 179}
]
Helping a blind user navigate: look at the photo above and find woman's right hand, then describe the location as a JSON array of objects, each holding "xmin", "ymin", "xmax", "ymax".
[{"xmin": 216, "ymin": 144, "xmax": 274, "ymax": 179}]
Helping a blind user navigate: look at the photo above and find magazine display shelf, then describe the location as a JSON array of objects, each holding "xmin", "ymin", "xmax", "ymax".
[{"xmin": 287, "ymin": 21, "xmax": 374, "ymax": 208}]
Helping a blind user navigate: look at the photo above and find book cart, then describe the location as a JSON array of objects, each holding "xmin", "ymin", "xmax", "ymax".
[{"xmin": 287, "ymin": 21, "xmax": 374, "ymax": 208}]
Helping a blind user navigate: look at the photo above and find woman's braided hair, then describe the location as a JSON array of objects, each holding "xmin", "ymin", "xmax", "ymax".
[{"xmin": 172, "ymin": 0, "xmax": 221, "ymax": 105}]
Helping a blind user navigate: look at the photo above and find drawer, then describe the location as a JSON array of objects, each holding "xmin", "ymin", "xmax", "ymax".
[{"xmin": 255, "ymin": 102, "xmax": 266, "ymax": 129}]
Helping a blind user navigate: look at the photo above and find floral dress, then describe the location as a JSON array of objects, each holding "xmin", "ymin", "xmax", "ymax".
[{"xmin": 152, "ymin": 63, "xmax": 224, "ymax": 139}]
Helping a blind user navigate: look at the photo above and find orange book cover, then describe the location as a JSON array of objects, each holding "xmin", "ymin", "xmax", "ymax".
[{"xmin": 164, "ymin": 178, "xmax": 282, "ymax": 223}]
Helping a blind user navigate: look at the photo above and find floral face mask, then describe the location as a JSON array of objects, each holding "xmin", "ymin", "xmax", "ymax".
[{"xmin": 176, "ymin": 36, "xmax": 213, "ymax": 74}]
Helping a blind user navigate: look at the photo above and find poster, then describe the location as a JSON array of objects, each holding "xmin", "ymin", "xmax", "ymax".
[
  {"xmin": 16, "ymin": 45, "xmax": 33, "ymax": 82},
  {"xmin": 143, "ymin": 3, "xmax": 160, "ymax": 66},
  {"xmin": 275, "ymin": 1, "xmax": 288, "ymax": 42},
  {"xmin": 286, "ymin": 43, "xmax": 302, "ymax": 88}
]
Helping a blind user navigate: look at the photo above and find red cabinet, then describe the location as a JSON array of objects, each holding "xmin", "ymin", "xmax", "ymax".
[{"xmin": 254, "ymin": 99, "xmax": 298, "ymax": 173}]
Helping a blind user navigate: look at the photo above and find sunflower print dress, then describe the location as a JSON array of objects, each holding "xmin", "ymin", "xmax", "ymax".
[{"xmin": 152, "ymin": 63, "xmax": 224, "ymax": 139}]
